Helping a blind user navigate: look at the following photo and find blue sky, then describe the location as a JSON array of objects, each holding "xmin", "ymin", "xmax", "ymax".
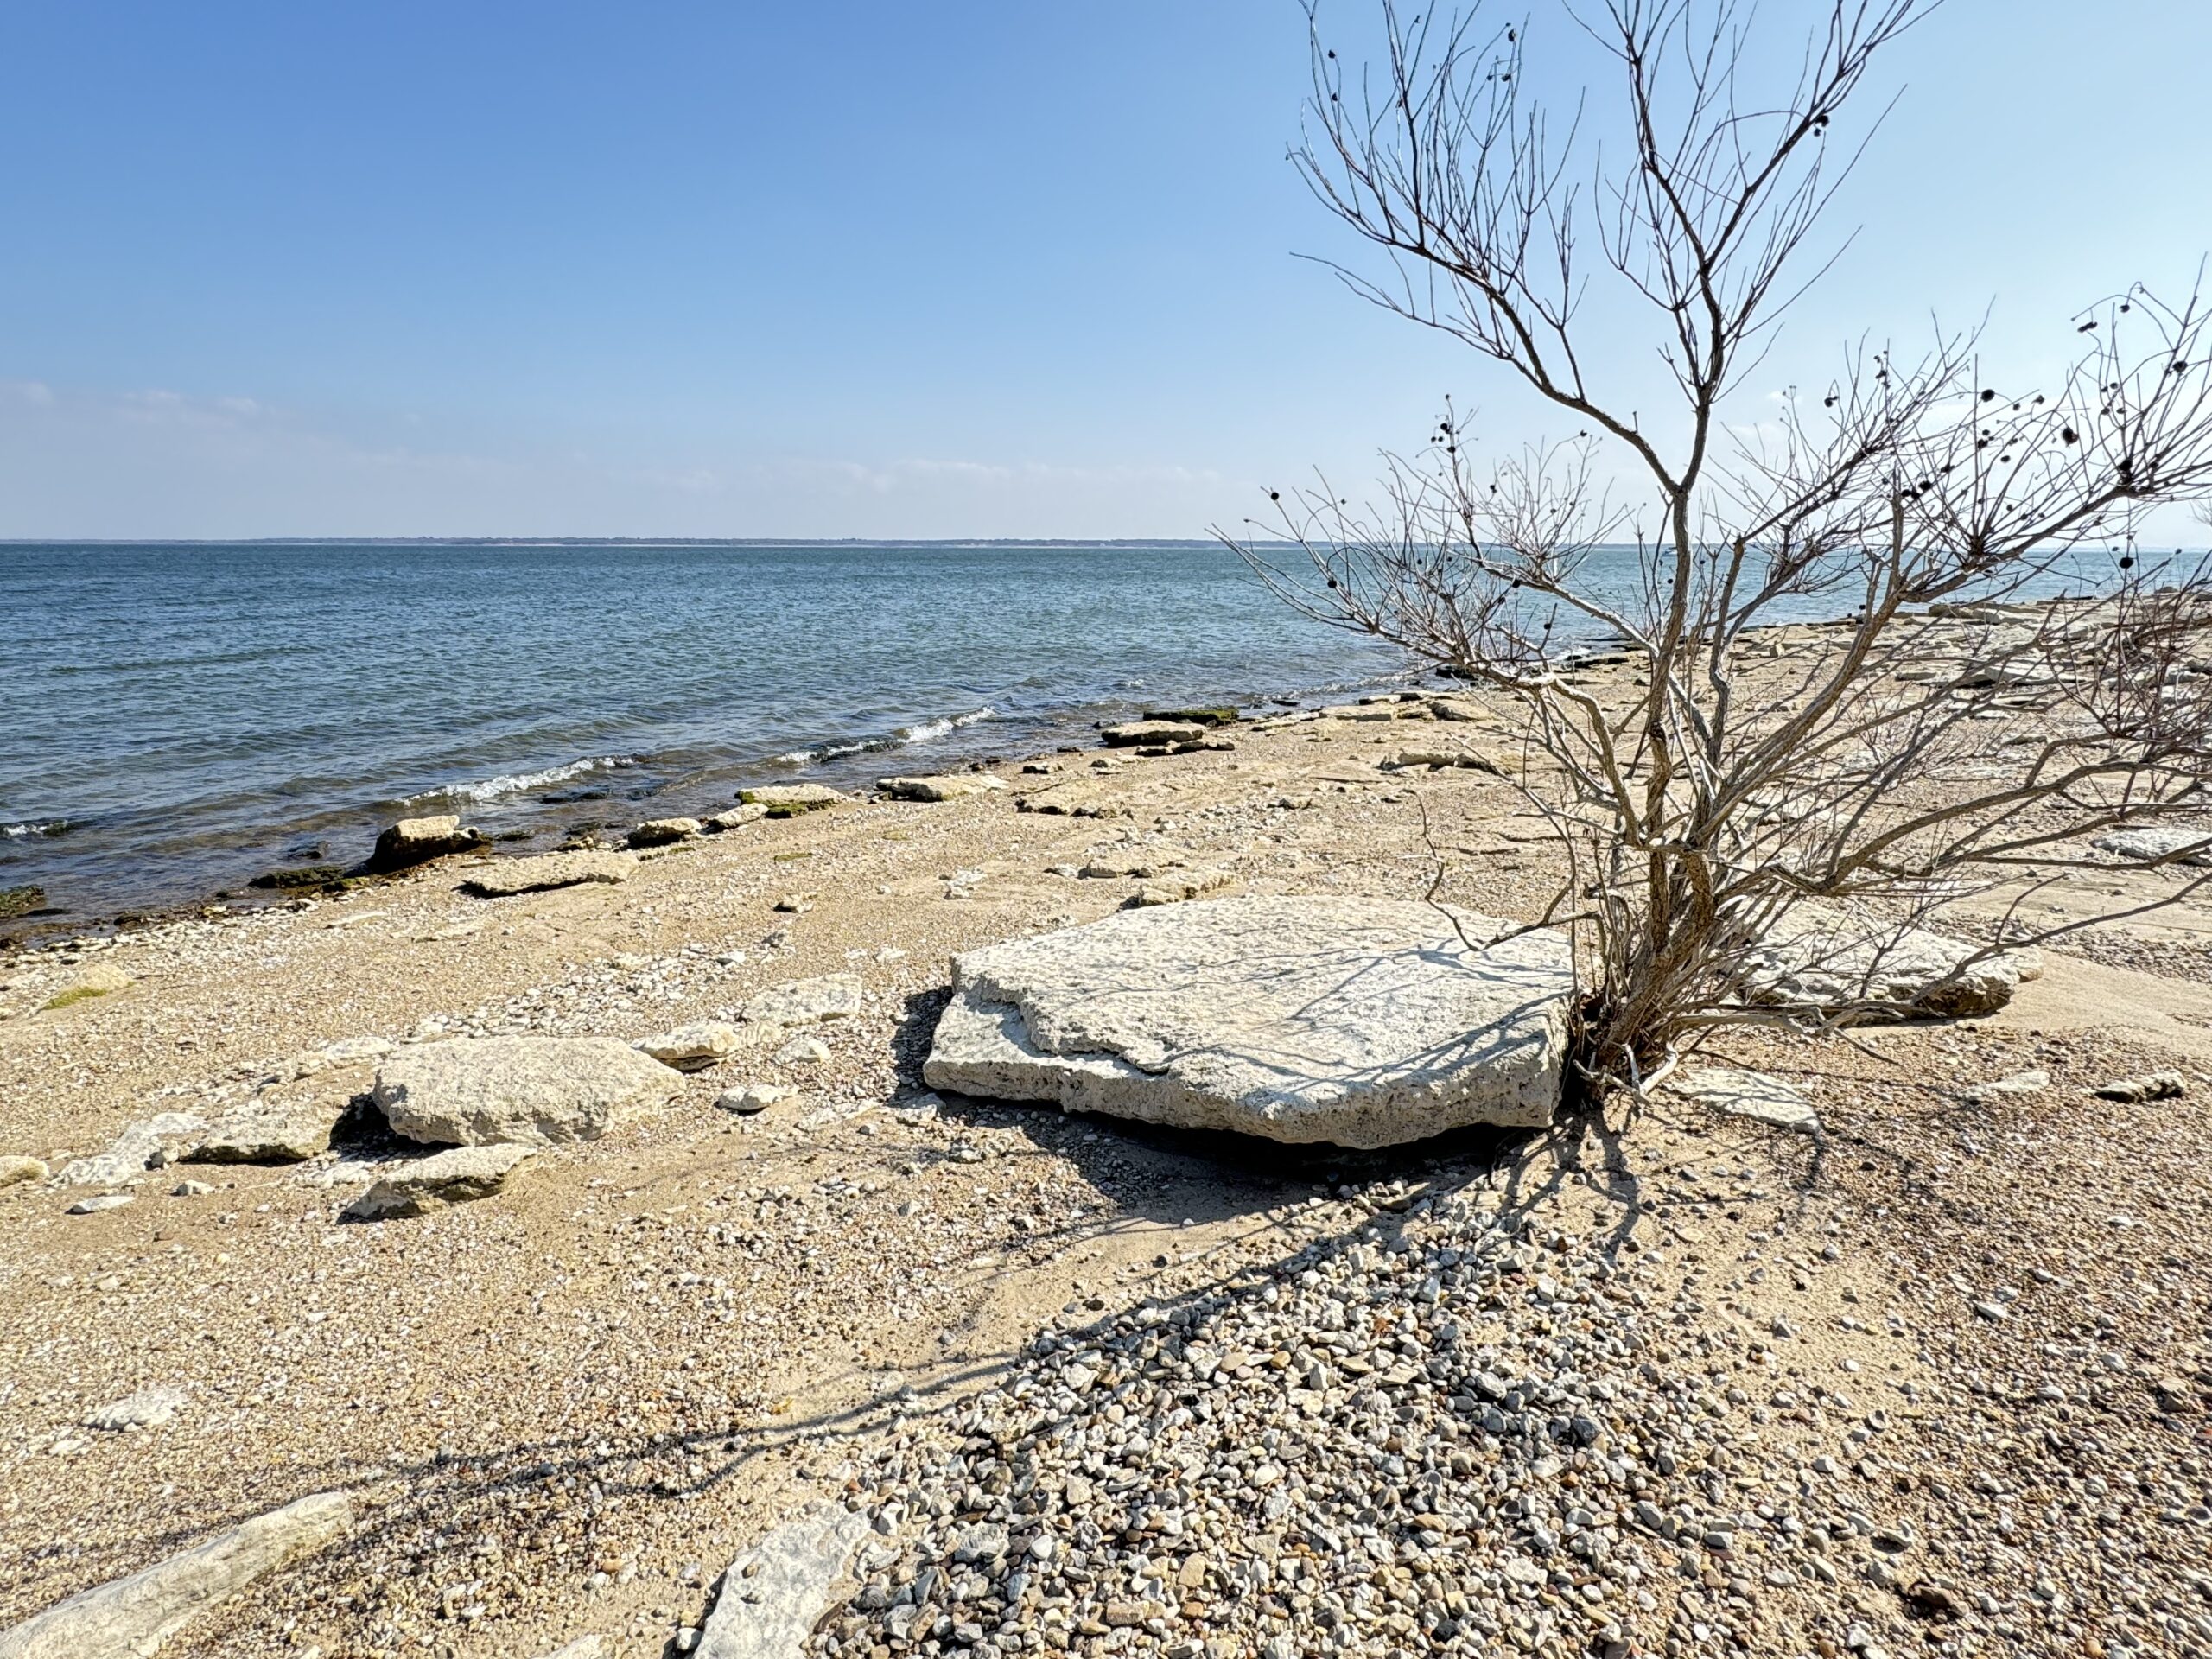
[{"xmin": 3, "ymin": 0, "xmax": 2208, "ymax": 539}]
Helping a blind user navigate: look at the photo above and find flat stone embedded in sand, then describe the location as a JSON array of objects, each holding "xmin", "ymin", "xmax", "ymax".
[
  {"xmin": 459, "ymin": 849, "xmax": 639, "ymax": 897},
  {"xmin": 923, "ymin": 894, "xmax": 1571, "ymax": 1147},
  {"xmin": 742, "ymin": 973, "xmax": 863, "ymax": 1029},
  {"xmin": 1673, "ymin": 1068, "xmax": 1821, "ymax": 1134},
  {"xmin": 1735, "ymin": 904, "xmax": 2037, "ymax": 1019},
  {"xmin": 2092, "ymin": 825, "xmax": 2212, "ymax": 866},
  {"xmin": 699, "ymin": 1505, "xmax": 872, "ymax": 1659},
  {"xmin": 372, "ymin": 1036, "xmax": 682, "ymax": 1146},
  {"xmin": 340, "ymin": 1143, "xmax": 537, "ymax": 1221},
  {"xmin": 0, "ymin": 1490, "xmax": 351, "ymax": 1659},
  {"xmin": 1099, "ymin": 720, "xmax": 1210, "ymax": 747},
  {"xmin": 876, "ymin": 773, "xmax": 1007, "ymax": 802}
]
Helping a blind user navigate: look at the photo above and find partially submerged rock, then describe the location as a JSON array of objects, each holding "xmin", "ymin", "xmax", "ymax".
[
  {"xmin": 460, "ymin": 850, "xmax": 638, "ymax": 897},
  {"xmin": 1672, "ymin": 1068, "xmax": 1821, "ymax": 1135},
  {"xmin": 1735, "ymin": 905, "xmax": 2037, "ymax": 1019},
  {"xmin": 742, "ymin": 974, "xmax": 862, "ymax": 1029},
  {"xmin": 736, "ymin": 784, "xmax": 849, "ymax": 817},
  {"xmin": 626, "ymin": 817, "xmax": 702, "ymax": 849},
  {"xmin": 2092, "ymin": 825, "xmax": 2212, "ymax": 866},
  {"xmin": 876, "ymin": 773, "xmax": 1007, "ymax": 802},
  {"xmin": 366, "ymin": 813, "xmax": 484, "ymax": 874},
  {"xmin": 1141, "ymin": 705, "xmax": 1240, "ymax": 727},
  {"xmin": 924, "ymin": 895, "xmax": 1571, "ymax": 1147},
  {"xmin": 635, "ymin": 1020, "xmax": 750, "ymax": 1071},
  {"xmin": 372, "ymin": 1036, "xmax": 683, "ymax": 1146},
  {"xmin": 699, "ymin": 1506, "xmax": 872, "ymax": 1659},
  {"xmin": 340, "ymin": 1143, "xmax": 536, "ymax": 1221},
  {"xmin": 0, "ymin": 1490, "xmax": 351, "ymax": 1659}
]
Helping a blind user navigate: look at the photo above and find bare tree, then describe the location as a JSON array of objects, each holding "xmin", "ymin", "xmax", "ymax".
[{"xmin": 1230, "ymin": 0, "xmax": 2212, "ymax": 1102}]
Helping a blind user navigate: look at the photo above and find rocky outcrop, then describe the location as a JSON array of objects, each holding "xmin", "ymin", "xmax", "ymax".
[
  {"xmin": 1099, "ymin": 720, "xmax": 1209, "ymax": 748},
  {"xmin": 340, "ymin": 1144, "xmax": 537, "ymax": 1221},
  {"xmin": 876, "ymin": 774, "xmax": 1007, "ymax": 802},
  {"xmin": 699, "ymin": 1506, "xmax": 872, "ymax": 1659},
  {"xmin": 366, "ymin": 814, "xmax": 484, "ymax": 874},
  {"xmin": 372, "ymin": 1037, "xmax": 682, "ymax": 1146},
  {"xmin": 1735, "ymin": 904, "xmax": 2037, "ymax": 1019},
  {"xmin": 924, "ymin": 895, "xmax": 1571, "ymax": 1147},
  {"xmin": 0, "ymin": 1491, "xmax": 351, "ymax": 1659},
  {"xmin": 459, "ymin": 850, "xmax": 638, "ymax": 897}
]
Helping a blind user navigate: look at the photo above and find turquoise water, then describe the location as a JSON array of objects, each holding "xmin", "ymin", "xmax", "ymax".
[{"xmin": 0, "ymin": 540, "xmax": 1410, "ymax": 928}]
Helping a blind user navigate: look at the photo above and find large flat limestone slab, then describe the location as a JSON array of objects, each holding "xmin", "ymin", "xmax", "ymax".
[
  {"xmin": 1736, "ymin": 903, "xmax": 2038, "ymax": 1020},
  {"xmin": 0, "ymin": 1491, "xmax": 351, "ymax": 1659},
  {"xmin": 372, "ymin": 1037, "xmax": 683, "ymax": 1146},
  {"xmin": 923, "ymin": 895, "xmax": 1570, "ymax": 1147}
]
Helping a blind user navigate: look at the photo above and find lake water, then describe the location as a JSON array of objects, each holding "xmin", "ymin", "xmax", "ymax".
[{"xmin": 0, "ymin": 540, "xmax": 1411, "ymax": 930}]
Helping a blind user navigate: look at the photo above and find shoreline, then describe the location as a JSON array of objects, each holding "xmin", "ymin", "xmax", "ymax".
[{"xmin": 1, "ymin": 619, "xmax": 2209, "ymax": 1656}]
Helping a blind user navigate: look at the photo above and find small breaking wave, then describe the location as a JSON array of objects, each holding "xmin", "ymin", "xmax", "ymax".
[
  {"xmin": 410, "ymin": 755, "xmax": 638, "ymax": 806},
  {"xmin": 3, "ymin": 819, "xmax": 70, "ymax": 839},
  {"xmin": 773, "ymin": 707, "xmax": 996, "ymax": 766}
]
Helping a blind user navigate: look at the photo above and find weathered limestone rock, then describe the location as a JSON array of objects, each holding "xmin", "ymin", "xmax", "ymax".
[
  {"xmin": 1735, "ymin": 905, "xmax": 2037, "ymax": 1019},
  {"xmin": 1123, "ymin": 869, "xmax": 1235, "ymax": 908},
  {"xmin": 924, "ymin": 895, "xmax": 1571, "ymax": 1147},
  {"xmin": 1673, "ymin": 1068, "xmax": 1821, "ymax": 1135},
  {"xmin": 1313, "ymin": 700, "xmax": 1420, "ymax": 722},
  {"xmin": 185, "ymin": 1104, "xmax": 343, "ymax": 1164},
  {"xmin": 876, "ymin": 774, "xmax": 1007, "ymax": 802},
  {"xmin": 340, "ymin": 1143, "xmax": 537, "ymax": 1221},
  {"xmin": 1141, "ymin": 705, "xmax": 1240, "ymax": 727},
  {"xmin": 699, "ymin": 1506, "xmax": 872, "ymax": 1659},
  {"xmin": 459, "ymin": 850, "xmax": 638, "ymax": 897},
  {"xmin": 43, "ymin": 962, "xmax": 133, "ymax": 1010},
  {"xmin": 366, "ymin": 814, "xmax": 484, "ymax": 874},
  {"xmin": 67, "ymin": 1194, "xmax": 134, "ymax": 1215},
  {"xmin": 2092, "ymin": 825, "xmax": 2212, "ymax": 866},
  {"xmin": 1100, "ymin": 720, "xmax": 1208, "ymax": 748},
  {"xmin": 2094, "ymin": 1070, "xmax": 2187, "ymax": 1103},
  {"xmin": 1078, "ymin": 848, "xmax": 1189, "ymax": 880},
  {"xmin": 634, "ymin": 1020, "xmax": 751, "ymax": 1071},
  {"xmin": 1014, "ymin": 783, "xmax": 1130, "ymax": 818},
  {"xmin": 626, "ymin": 817, "xmax": 702, "ymax": 849},
  {"xmin": 86, "ymin": 1386, "xmax": 187, "ymax": 1433},
  {"xmin": 715, "ymin": 1084, "xmax": 795, "ymax": 1115},
  {"xmin": 774, "ymin": 1034, "xmax": 830, "ymax": 1065},
  {"xmin": 372, "ymin": 1037, "xmax": 682, "ymax": 1146},
  {"xmin": 1382, "ymin": 747, "xmax": 1504, "ymax": 775},
  {"xmin": 736, "ymin": 784, "xmax": 849, "ymax": 817},
  {"xmin": 0, "ymin": 1155, "xmax": 48, "ymax": 1189},
  {"xmin": 58, "ymin": 1113, "xmax": 208, "ymax": 1186},
  {"xmin": 742, "ymin": 975, "xmax": 862, "ymax": 1030},
  {"xmin": 0, "ymin": 1490, "xmax": 352, "ymax": 1659},
  {"xmin": 703, "ymin": 804, "xmax": 771, "ymax": 833}
]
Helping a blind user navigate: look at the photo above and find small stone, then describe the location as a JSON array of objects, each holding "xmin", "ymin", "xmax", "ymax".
[
  {"xmin": 66, "ymin": 1194, "xmax": 133, "ymax": 1215},
  {"xmin": 0, "ymin": 1154, "xmax": 48, "ymax": 1188},
  {"xmin": 171, "ymin": 1180, "xmax": 214, "ymax": 1198},
  {"xmin": 773, "ymin": 892, "xmax": 817, "ymax": 914},
  {"xmin": 741, "ymin": 975, "xmax": 862, "ymax": 1029},
  {"xmin": 702, "ymin": 804, "xmax": 770, "ymax": 834},
  {"xmin": 715, "ymin": 1084, "xmax": 794, "ymax": 1115},
  {"xmin": 774, "ymin": 1035, "xmax": 830, "ymax": 1065},
  {"xmin": 2092, "ymin": 1070, "xmax": 2185, "ymax": 1103},
  {"xmin": 1673, "ymin": 1068, "xmax": 1821, "ymax": 1135},
  {"xmin": 634, "ymin": 1021, "xmax": 750, "ymax": 1071}
]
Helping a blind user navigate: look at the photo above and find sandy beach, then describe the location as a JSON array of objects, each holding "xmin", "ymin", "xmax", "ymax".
[{"xmin": 3, "ymin": 619, "xmax": 2209, "ymax": 1659}]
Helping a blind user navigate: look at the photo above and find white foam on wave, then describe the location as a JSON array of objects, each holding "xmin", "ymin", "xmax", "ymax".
[
  {"xmin": 414, "ymin": 755, "xmax": 638, "ymax": 806},
  {"xmin": 2, "ymin": 820, "xmax": 66, "ymax": 839},
  {"xmin": 899, "ymin": 706, "xmax": 996, "ymax": 744},
  {"xmin": 773, "ymin": 707, "xmax": 995, "ymax": 767}
]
